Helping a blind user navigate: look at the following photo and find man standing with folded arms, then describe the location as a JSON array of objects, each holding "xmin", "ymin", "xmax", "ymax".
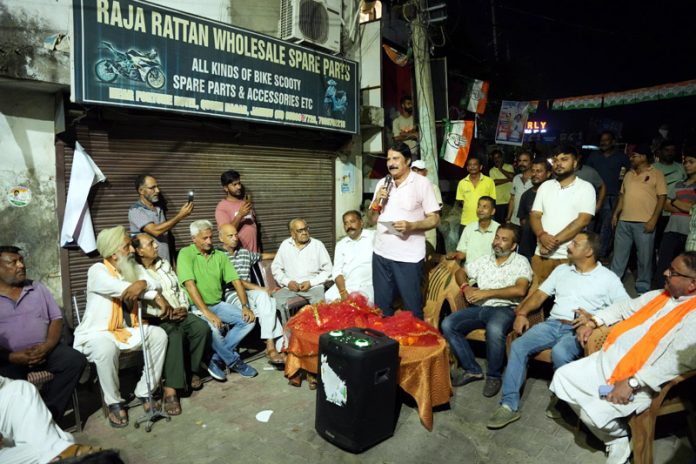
[{"xmin": 529, "ymin": 145, "xmax": 596, "ymax": 291}]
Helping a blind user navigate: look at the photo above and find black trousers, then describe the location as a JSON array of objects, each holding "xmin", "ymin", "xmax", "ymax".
[
  {"xmin": 0, "ymin": 343, "xmax": 87, "ymax": 420},
  {"xmin": 372, "ymin": 253, "xmax": 424, "ymax": 319}
]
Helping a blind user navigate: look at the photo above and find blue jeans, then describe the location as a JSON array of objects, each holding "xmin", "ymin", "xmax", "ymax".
[
  {"xmin": 610, "ymin": 220, "xmax": 655, "ymax": 294},
  {"xmin": 372, "ymin": 253, "xmax": 424, "ymax": 319},
  {"xmin": 500, "ymin": 319, "xmax": 581, "ymax": 411},
  {"xmin": 596, "ymin": 195, "xmax": 619, "ymax": 259},
  {"xmin": 440, "ymin": 305, "xmax": 515, "ymax": 378},
  {"xmin": 192, "ymin": 302, "xmax": 255, "ymax": 367}
]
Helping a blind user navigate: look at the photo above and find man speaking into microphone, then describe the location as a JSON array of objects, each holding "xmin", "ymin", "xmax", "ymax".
[{"xmin": 368, "ymin": 143, "xmax": 441, "ymax": 319}]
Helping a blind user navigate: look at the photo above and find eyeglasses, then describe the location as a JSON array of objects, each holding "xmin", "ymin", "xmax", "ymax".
[
  {"xmin": 666, "ymin": 267, "xmax": 696, "ymax": 279},
  {"xmin": 294, "ymin": 227, "xmax": 309, "ymax": 234}
]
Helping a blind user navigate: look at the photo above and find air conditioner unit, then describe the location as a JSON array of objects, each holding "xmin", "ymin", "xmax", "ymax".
[{"xmin": 280, "ymin": 0, "xmax": 342, "ymax": 54}]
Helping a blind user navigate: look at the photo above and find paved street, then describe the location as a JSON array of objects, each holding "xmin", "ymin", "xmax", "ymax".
[{"xmin": 72, "ymin": 351, "xmax": 693, "ymax": 464}]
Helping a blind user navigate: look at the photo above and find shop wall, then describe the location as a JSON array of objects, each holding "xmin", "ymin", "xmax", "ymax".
[
  {"xmin": 0, "ymin": 0, "xmax": 72, "ymax": 84},
  {"xmin": 0, "ymin": 0, "xmax": 272, "ymax": 84},
  {"xmin": 1, "ymin": 0, "xmax": 362, "ymax": 245},
  {"xmin": 0, "ymin": 88, "xmax": 62, "ymax": 301},
  {"xmin": 334, "ymin": 139, "xmax": 363, "ymax": 238}
]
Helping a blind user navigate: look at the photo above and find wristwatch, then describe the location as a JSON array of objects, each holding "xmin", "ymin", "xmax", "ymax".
[{"xmin": 627, "ymin": 376, "xmax": 640, "ymax": 390}]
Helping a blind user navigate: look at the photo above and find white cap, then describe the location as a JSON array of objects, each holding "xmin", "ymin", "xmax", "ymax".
[{"xmin": 411, "ymin": 160, "xmax": 426, "ymax": 170}]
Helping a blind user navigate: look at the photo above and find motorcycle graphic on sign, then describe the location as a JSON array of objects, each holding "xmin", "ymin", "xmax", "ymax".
[{"xmin": 95, "ymin": 42, "xmax": 166, "ymax": 89}]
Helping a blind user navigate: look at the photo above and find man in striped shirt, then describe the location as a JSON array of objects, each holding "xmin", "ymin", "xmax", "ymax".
[{"xmin": 219, "ymin": 224, "xmax": 285, "ymax": 365}]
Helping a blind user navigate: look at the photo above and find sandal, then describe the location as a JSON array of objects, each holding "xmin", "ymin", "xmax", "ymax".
[
  {"xmin": 288, "ymin": 372, "xmax": 302, "ymax": 387},
  {"xmin": 190, "ymin": 374, "xmax": 203, "ymax": 391},
  {"xmin": 307, "ymin": 373, "xmax": 318, "ymax": 391},
  {"xmin": 266, "ymin": 349, "xmax": 287, "ymax": 366},
  {"xmin": 53, "ymin": 444, "xmax": 102, "ymax": 461},
  {"xmin": 138, "ymin": 396, "xmax": 160, "ymax": 413},
  {"xmin": 163, "ymin": 395, "xmax": 182, "ymax": 416},
  {"xmin": 107, "ymin": 403, "xmax": 128, "ymax": 428}
]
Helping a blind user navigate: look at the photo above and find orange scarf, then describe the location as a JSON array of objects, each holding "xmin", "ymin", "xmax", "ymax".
[
  {"xmin": 603, "ymin": 291, "xmax": 696, "ymax": 384},
  {"xmin": 104, "ymin": 260, "xmax": 140, "ymax": 343}
]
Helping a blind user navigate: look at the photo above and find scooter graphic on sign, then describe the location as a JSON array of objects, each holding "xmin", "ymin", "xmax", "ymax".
[
  {"xmin": 95, "ymin": 42, "xmax": 166, "ymax": 89},
  {"xmin": 323, "ymin": 79, "xmax": 347, "ymax": 117}
]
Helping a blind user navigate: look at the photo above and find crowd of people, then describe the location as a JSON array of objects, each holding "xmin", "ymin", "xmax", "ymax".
[
  {"xmin": 1, "ymin": 136, "xmax": 695, "ymax": 463},
  {"xmin": 1, "ymin": 146, "xmax": 433, "ymax": 462},
  {"xmin": 445, "ymin": 135, "xmax": 696, "ymax": 463}
]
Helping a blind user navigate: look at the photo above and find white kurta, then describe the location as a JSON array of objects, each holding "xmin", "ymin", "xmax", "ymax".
[
  {"xmin": 325, "ymin": 229, "xmax": 375, "ymax": 303},
  {"xmin": 73, "ymin": 262, "xmax": 168, "ymax": 405},
  {"xmin": 0, "ymin": 377, "xmax": 74, "ymax": 464},
  {"xmin": 74, "ymin": 262, "xmax": 161, "ymax": 348},
  {"xmin": 226, "ymin": 289, "xmax": 283, "ymax": 340},
  {"xmin": 271, "ymin": 237, "xmax": 333, "ymax": 288},
  {"xmin": 551, "ymin": 290, "xmax": 696, "ymax": 429}
]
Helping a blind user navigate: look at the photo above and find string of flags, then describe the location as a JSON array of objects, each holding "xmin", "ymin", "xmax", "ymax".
[
  {"xmin": 549, "ymin": 79, "xmax": 696, "ymax": 110},
  {"xmin": 456, "ymin": 77, "xmax": 696, "ymax": 115}
]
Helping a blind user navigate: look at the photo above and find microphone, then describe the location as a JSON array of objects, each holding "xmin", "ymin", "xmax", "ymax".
[{"xmin": 371, "ymin": 174, "xmax": 393, "ymax": 213}]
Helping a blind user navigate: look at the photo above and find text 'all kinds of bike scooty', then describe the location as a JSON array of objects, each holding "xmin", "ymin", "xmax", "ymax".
[{"xmin": 95, "ymin": 41, "xmax": 166, "ymax": 90}]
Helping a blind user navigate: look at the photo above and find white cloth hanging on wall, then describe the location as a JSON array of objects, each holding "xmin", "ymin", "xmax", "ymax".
[{"xmin": 59, "ymin": 142, "xmax": 106, "ymax": 253}]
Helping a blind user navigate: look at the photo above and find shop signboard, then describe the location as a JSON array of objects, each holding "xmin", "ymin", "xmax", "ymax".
[{"xmin": 71, "ymin": 0, "xmax": 359, "ymax": 134}]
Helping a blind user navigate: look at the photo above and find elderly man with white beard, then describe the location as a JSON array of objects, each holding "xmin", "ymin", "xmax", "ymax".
[{"xmin": 73, "ymin": 225, "xmax": 169, "ymax": 429}]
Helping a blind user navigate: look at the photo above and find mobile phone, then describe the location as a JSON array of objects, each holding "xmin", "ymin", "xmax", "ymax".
[
  {"xmin": 599, "ymin": 384, "xmax": 634, "ymax": 401},
  {"xmin": 187, "ymin": 191, "xmax": 194, "ymax": 202},
  {"xmin": 598, "ymin": 384, "xmax": 613, "ymax": 398}
]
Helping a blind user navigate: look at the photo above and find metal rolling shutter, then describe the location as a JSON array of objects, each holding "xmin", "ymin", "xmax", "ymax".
[{"xmin": 61, "ymin": 124, "xmax": 335, "ymax": 323}]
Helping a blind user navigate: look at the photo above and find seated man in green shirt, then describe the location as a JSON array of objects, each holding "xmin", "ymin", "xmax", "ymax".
[
  {"xmin": 177, "ymin": 220, "xmax": 257, "ymax": 380},
  {"xmin": 446, "ymin": 196, "xmax": 499, "ymax": 285}
]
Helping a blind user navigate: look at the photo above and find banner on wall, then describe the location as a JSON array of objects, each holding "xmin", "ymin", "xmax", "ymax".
[
  {"xmin": 494, "ymin": 101, "xmax": 531, "ymax": 146},
  {"xmin": 440, "ymin": 120, "xmax": 475, "ymax": 167},
  {"xmin": 71, "ymin": 0, "xmax": 359, "ymax": 134}
]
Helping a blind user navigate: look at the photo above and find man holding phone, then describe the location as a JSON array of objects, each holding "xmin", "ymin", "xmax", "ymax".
[
  {"xmin": 129, "ymin": 174, "xmax": 194, "ymax": 262},
  {"xmin": 552, "ymin": 251, "xmax": 696, "ymax": 464},
  {"xmin": 215, "ymin": 169, "xmax": 259, "ymax": 252}
]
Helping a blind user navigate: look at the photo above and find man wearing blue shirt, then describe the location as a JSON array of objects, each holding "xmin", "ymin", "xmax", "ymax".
[
  {"xmin": 487, "ymin": 231, "xmax": 629, "ymax": 429},
  {"xmin": 585, "ymin": 132, "xmax": 631, "ymax": 260}
]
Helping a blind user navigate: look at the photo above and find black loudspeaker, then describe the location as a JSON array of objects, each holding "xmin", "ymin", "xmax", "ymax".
[{"xmin": 315, "ymin": 327, "xmax": 399, "ymax": 453}]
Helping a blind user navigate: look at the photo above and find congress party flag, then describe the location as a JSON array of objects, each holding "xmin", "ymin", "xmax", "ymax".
[
  {"xmin": 440, "ymin": 120, "xmax": 475, "ymax": 167},
  {"xmin": 465, "ymin": 79, "xmax": 489, "ymax": 114}
]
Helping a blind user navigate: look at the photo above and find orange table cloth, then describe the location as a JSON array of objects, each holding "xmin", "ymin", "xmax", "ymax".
[{"xmin": 284, "ymin": 327, "xmax": 453, "ymax": 431}]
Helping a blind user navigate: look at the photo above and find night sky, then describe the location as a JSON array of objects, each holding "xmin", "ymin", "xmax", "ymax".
[{"xmin": 431, "ymin": 0, "xmax": 696, "ymax": 143}]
